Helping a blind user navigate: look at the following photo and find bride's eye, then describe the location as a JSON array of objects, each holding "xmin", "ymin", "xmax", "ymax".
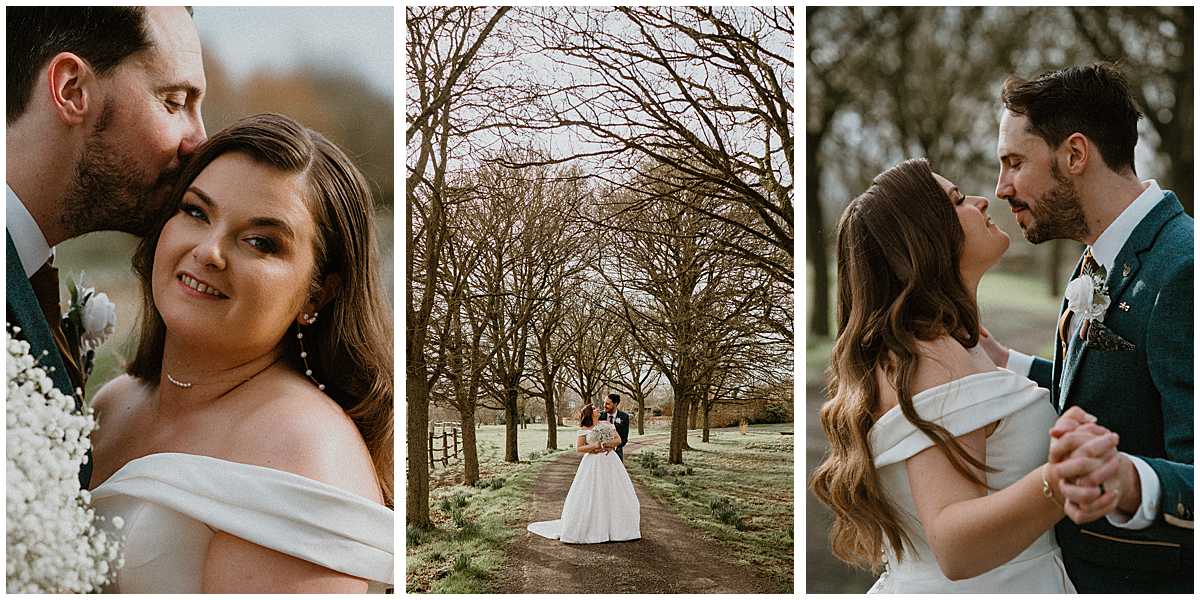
[
  {"xmin": 180, "ymin": 203, "xmax": 207, "ymax": 222},
  {"xmin": 245, "ymin": 236, "xmax": 280, "ymax": 254}
]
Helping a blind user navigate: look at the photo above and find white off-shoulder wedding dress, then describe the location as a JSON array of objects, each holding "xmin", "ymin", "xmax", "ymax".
[
  {"xmin": 527, "ymin": 428, "xmax": 640, "ymax": 543},
  {"xmin": 867, "ymin": 370, "xmax": 1075, "ymax": 593},
  {"xmin": 90, "ymin": 453, "xmax": 393, "ymax": 593}
]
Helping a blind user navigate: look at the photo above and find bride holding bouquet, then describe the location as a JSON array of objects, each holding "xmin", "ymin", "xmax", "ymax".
[{"xmin": 527, "ymin": 404, "xmax": 641, "ymax": 543}]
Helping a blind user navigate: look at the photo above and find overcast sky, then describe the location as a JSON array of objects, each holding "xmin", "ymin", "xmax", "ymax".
[{"xmin": 194, "ymin": 6, "xmax": 393, "ymax": 98}]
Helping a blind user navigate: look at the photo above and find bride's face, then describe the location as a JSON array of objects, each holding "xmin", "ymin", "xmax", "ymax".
[
  {"xmin": 152, "ymin": 152, "xmax": 320, "ymax": 354},
  {"xmin": 932, "ymin": 172, "xmax": 1009, "ymax": 275}
]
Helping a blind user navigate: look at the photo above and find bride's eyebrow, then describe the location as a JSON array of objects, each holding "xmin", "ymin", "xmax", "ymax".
[
  {"xmin": 185, "ymin": 186, "xmax": 295, "ymax": 240},
  {"xmin": 187, "ymin": 186, "xmax": 217, "ymax": 209}
]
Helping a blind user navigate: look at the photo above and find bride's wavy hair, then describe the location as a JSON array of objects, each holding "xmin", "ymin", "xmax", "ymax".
[
  {"xmin": 809, "ymin": 158, "xmax": 994, "ymax": 572},
  {"xmin": 579, "ymin": 405, "xmax": 594, "ymax": 427},
  {"xmin": 127, "ymin": 113, "xmax": 394, "ymax": 507}
]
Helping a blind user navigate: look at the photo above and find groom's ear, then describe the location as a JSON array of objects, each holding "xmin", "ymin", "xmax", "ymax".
[
  {"xmin": 46, "ymin": 52, "xmax": 96, "ymax": 127},
  {"xmin": 1061, "ymin": 132, "xmax": 1090, "ymax": 176}
]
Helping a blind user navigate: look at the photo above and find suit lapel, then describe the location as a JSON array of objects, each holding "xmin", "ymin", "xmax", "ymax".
[
  {"xmin": 6, "ymin": 230, "xmax": 73, "ymax": 397},
  {"xmin": 1059, "ymin": 193, "xmax": 1183, "ymax": 408}
]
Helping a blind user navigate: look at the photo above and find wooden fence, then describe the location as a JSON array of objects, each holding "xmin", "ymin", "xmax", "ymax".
[{"xmin": 428, "ymin": 421, "xmax": 462, "ymax": 470}]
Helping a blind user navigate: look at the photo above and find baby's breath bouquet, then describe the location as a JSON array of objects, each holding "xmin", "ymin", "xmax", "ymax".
[
  {"xmin": 6, "ymin": 324, "xmax": 122, "ymax": 592},
  {"xmin": 590, "ymin": 421, "xmax": 619, "ymax": 447}
]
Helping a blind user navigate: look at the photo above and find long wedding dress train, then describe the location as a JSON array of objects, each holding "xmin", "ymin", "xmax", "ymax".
[{"xmin": 527, "ymin": 428, "xmax": 640, "ymax": 543}]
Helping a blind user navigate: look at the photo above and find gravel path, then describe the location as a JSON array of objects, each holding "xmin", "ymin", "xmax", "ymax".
[{"xmin": 500, "ymin": 435, "xmax": 777, "ymax": 594}]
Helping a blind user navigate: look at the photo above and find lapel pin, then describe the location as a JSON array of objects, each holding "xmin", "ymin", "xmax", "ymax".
[
  {"xmin": 1119, "ymin": 302, "xmax": 1130, "ymax": 312},
  {"xmin": 1122, "ymin": 263, "xmax": 1131, "ymax": 277}
]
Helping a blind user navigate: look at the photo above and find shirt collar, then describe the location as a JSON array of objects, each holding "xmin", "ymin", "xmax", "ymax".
[
  {"xmin": 1089, "ymin": 180, "xmax": 1163, "ymax": 272},
  {"xmin": 6, "ymin": 184, "xmax": 52, "ymax": 278}
]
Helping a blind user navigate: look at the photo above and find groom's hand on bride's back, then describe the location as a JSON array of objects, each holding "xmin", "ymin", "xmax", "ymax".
[{"xmin": 977, "ymin": 326, "xmax": 1009, "ymax": 368}]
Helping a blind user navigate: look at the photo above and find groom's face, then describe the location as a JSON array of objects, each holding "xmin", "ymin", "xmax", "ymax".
[
  {"xmin": 67, "ymin": 7, "xmax": 207, "ymax": 237},
  {"xmin": 995, "ymin": 112, "xmax": 1088, "ymax": 244}
]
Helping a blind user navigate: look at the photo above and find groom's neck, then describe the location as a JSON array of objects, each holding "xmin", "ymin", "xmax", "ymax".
[
  {"xmin": 7, "ymin": 117, "xmax": 79, "ymax": 247},
  {"xmin": 1079, "ymin": 169, "xmax": 1146, "ymax": 246}
]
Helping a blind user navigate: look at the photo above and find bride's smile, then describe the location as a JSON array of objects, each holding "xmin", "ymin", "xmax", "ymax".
[{"xmin": 152, "ymin": 152, "xmax": 319, "ymax": 353}]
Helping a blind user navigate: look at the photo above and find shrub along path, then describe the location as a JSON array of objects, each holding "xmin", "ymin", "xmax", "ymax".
[{"xmin": 499, "ymin": 435, "xmax": 776, "ymax": 594}]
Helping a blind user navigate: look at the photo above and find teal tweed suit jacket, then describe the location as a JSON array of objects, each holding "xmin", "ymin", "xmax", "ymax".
[
  {"xmin": 6, "ymin": 230, "xmax": 92, "ymax": 488},
  {"xmin": 1028, "ymin": 192, "xmax": 1193, "ymax": 593}
]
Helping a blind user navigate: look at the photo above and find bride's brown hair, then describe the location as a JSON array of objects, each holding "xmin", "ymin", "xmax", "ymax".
[
  {"xmin": 808, "ymin": 158, "xmax": 994, "ymax": 572},
  {"xmin": 579, "ymin": 405, "xmax": 594, "ymax": 427},
  {"xmin": 126, "ymin": 113, "xmax": 394, "ymax": 507}
]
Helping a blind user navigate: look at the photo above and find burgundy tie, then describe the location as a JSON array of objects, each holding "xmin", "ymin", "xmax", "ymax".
[{"xmin": 28, "ymin": 260, "xmax": 84, "ymax": 393}]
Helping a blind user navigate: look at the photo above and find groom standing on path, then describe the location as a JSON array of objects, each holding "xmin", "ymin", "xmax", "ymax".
[
  {"xmin": 983, "ymin": 63, "xmax": 1192, "ymax": 593},
  {"xmin": 6, "ymin": 7, "xmax": 207, "ymax": 488},
  {"xmin": 599, "ymin": 393, "xmax": 630, "ymax": 461}
]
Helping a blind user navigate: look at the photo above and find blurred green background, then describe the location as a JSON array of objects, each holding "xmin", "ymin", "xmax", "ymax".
[
  {"xmin": 804, "ymin": 6, "xmax": 1192, "ymax": 592},
  {"xmin": 55, "ymin": 7, "xmax": 395, "ymax": 398}
]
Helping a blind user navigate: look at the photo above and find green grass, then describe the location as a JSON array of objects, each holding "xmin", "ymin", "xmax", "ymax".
[
  {"xmin": 409, "ymin": 426, "xmax": 575, "ymax": 593},
  {"xmin": 626, "ymin": 425, "xmax": 795, "ymax": 593},
  {"xmin": 472, "ymin": 423, "xmax": 583, "ymax": 459}
]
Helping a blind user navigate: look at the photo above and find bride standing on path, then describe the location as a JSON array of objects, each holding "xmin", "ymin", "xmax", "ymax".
[{"xmin": 528, "ymin": 405, "xmax": 641, "ymax": 543}]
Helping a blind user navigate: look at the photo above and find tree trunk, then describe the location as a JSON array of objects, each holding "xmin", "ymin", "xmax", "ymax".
[
  {"xmin": 668, "ymin": 381, "xmax": 692, "ymax": 464},
  {"xmin": 459, "ymin": 402, "xmax": 479, "ymax": 486},
  {"xmin": 544, "ymin": 385, "xmax": 558, "ymax": 450},
  {"xmin": 1047, "ymin": 239, "xmax": 1065, "ymax": 297},
  {"xmin": 405, "ymin": 370, "xmax": 431, "ymax": 528},
  {"xmin": 807, "ymin": 129, "xmax": 831, "ymax": 338},
  {"xmin": 635, "ymin": 394, "xmax": 645, "ymax": 435},
  {"xmin": 702, "ymin": 401, "xmax": 711, "ymax": 443},
  {"xmin": 504, "ymin": 385, "xmax": 519, "ymax": 462}
]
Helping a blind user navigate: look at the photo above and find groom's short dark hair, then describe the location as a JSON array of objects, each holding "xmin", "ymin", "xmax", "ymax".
[
  {"xmin": 1001, "ymin": 63, "xmax": 1142, "ymax": 175},
  {"xmin": 6, "ymin": 7, "xmax": 192, "ymax": 125},
  {"xmin": 607, "ymin": 393, "xmax": 621, "ymax": 405}
]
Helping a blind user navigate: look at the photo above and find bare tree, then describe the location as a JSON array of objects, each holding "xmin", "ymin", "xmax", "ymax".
[
  {"xmin": 509, "ymin": 6, "xmax": 794, "ymax": 289},
  {"xmin": 608, "ymin": 326, "xmax": 662, "ymax": 436},
  {"xmin": 406, "ymin": 6, "xmax": 511, "ymax": 526},
  {"xmin": 561, "ymin": 286, "xmax": 623, "ymax": 411},
  {"xmin": 1069, "ymin": 6, "xmax": 1193, "ymax": 211}
]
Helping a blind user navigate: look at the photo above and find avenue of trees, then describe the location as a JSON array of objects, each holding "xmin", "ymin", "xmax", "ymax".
[{"xmin": 407, "ymin": 7, "xmax": 794, "ymax": 528}]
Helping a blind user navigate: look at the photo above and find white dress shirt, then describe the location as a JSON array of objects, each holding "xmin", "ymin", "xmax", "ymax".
[
  {"xmin": 1007, "ymin": 180, "xmax": 1164, "ymax": 530},
  {"xmin": 6, "ymin": 183, "xmax": 52, "ymax": 277}
]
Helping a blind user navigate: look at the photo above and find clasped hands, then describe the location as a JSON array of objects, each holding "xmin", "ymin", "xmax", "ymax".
[
  {"xmin": 591, "ymin": 441, "xmax": 613, "ymax": 455},
  {"xmin": 1045, "ymin": 406, "xmax": 1139, "ymax": 524}
]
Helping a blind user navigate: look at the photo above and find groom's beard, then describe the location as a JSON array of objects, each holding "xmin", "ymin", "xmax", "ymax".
[
  {"xmin": 61, "ymin": 101, "xmax": 177, "ymax": 238},
  {"xmin": 1014, "ymin": 162, "xmax": 1088, "ymax": 244}
]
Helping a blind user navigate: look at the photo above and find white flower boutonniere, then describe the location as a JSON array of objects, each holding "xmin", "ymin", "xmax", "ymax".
[
  {"xmin": 61, "ymin": 274, "xmax": 117, "ymax": 384},
  {"xmin": 1065, "ymin": 266, "xmax": 1111, "ymax": 322}
]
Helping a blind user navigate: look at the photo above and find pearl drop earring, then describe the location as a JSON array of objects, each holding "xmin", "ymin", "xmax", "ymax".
[{"xmin": 298, "ymin": 312, "xmax": 324, "ymax": 391}]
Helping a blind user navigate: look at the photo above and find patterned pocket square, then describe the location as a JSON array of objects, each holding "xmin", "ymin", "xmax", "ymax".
[{"xmin": 1086, "ymin": 320, "xmax": 1136, "ymax": 352}]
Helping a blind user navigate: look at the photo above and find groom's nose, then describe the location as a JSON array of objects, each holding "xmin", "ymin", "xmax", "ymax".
[
  {"xmin": 995, "ymin": 174, "xmax": 1014, "ymax": 202},
  {"xmin": 179, "ymin": 118, "xmax": 208, "ymax": 158}
]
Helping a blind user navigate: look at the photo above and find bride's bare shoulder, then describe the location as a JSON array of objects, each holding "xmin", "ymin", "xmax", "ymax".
[
  {"xmin": 91, "ymin": 375, "xmax": 151, "ymax": 429},
  {"xmin": 228, "ymin": 375, "xmax": 383, "ymax": 504},
  {"xmin": 911, "ymin": 335, "xmax": 993, "ymax": 393}
]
